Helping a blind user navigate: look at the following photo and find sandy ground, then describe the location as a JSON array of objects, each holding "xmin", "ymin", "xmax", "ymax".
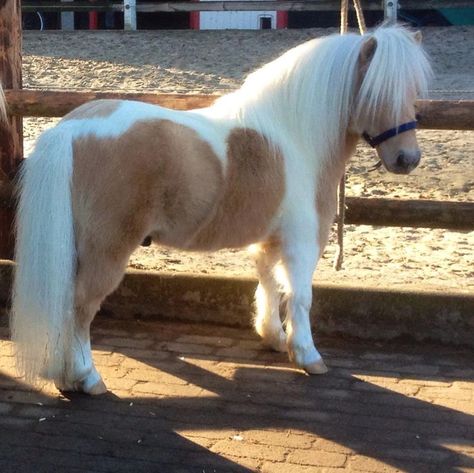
[{"xmin": 21, "ymin": 27, "xmax": 473, "ymax": 292}]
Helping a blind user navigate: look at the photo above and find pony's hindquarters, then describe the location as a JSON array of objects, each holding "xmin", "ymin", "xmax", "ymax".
[{"xmin": 11, "ymin": 126, "xmax": 76, "ymax": 385}]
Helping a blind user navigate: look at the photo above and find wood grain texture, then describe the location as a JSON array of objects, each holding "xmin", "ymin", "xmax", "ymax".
[
  {"xmin": 345, "ymin": 198, "xmax": 474, "ymax": 231},
  {"xmin": 4, "ymin": 90, "xmax": 218, "ymax": 117},
  {"xmin": 0, "ymin": 0, "xmax": 22, "ymax": 259},
  {"xmin": 4, "ymin": 91, "xmax": 474, "ymax": 132}
]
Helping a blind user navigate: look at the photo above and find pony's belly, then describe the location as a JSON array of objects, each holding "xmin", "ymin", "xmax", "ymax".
[
  {"xmin": 183, "ymin": 128, "xmax": 286, "ymax": 251},
  {"xmin": 152, "ymin": 187, "xmax": 283, "ymax": 251},
  {"xmin": 185, "ymin": 212, "xmax": 281, "ymax": 251}
]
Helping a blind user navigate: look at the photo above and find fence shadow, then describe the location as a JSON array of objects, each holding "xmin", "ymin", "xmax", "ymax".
[{"xmin": 0, "ymin": 319, "xmax": 473, "ymax": 472}]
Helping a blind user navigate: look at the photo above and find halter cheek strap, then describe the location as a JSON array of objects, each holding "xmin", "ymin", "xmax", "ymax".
[{"xmin": 362, "ymin": 120, "xmax": 417, "ymax": 148}]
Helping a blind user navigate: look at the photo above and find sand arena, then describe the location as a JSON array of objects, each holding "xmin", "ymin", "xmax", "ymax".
[{"xmin": 22, "ymin": 27, "xmax": 473, "ymax": 292}]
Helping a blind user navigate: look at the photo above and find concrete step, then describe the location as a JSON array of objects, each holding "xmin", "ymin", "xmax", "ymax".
[{"xmin": 1, "ymin": 261, "xmax": 471, "ymax": 346}]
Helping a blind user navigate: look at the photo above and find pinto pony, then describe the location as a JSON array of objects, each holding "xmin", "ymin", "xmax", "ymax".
[{"xmin": 8, "ymin": 26, "xmax": 431, "ymax": 394}]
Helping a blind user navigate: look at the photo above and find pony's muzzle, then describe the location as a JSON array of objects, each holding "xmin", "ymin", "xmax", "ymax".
[{"xmin": 392, "ymin": 149, "xmax": 421, "ymax": 174}]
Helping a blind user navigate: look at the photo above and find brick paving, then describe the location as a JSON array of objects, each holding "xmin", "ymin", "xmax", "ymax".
[{"xmin": 0, "ymin": 318, "xmax": 472, "ymax": 473}]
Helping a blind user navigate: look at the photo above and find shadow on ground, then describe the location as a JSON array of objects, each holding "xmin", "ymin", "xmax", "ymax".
[{"xmin": 0, "ymin": 318, "xmax": 473, "ymax": 472}]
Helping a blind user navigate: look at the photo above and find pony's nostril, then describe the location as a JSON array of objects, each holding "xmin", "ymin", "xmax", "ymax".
[
  {"xmin": 395, "ymin": 151, "xmax": 421, "ymax": 173},
  {"xmin": 396, "ymin": 152, "xmax": 407, "ymax": 168}
]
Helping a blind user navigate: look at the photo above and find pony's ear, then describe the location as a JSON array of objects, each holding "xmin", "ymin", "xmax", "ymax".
[
  {"xmin": 359, "ymin": 36, "xmax": 377, "ymax": 67},
  {"xmin": 413, "ymin": 30, "xmax": 422, "ymax": 44}
]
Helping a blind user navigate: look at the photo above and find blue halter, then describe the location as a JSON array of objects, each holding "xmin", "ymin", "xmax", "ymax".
[{"xmin": 362, "ymin": 120, "xmax": 417, "ymax": 148}]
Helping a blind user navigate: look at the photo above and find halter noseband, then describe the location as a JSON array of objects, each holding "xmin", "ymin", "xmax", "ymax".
[{"xmin": 362, "ymin": 120, "xmax": 417, "ymax": 148}]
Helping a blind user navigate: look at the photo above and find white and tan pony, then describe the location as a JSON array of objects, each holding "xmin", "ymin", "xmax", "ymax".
[{"xmin": 7, "ymin": 26, "xmax": 431, "ymax": 395}]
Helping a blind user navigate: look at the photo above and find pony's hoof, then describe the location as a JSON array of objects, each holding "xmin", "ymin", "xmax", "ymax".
[
  {"xmin": 78, "ymin": 370, "xmax": 108, "ymax": 395},
  {"xmin": 304, "ymin": 359, "xmax": 328, "ymax": 375},
  {"xmin": 55, "ymin": 369, "xmax": 107, "ymax": 395},
  {"xmin": 84, "ymin": 378, "xmax": 108, "ymax": 395}
]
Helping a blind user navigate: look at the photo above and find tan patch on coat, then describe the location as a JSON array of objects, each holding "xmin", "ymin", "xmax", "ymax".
[
  {"xmin": 72, "ymin": 119, "xmax": 223, "ymax": 269},
  {"xmin": 315, "ymin": 133, "xmax": 358, "ymax": 251},
  {"xmin": 63, "ymin": 100, "xmax": 122, "ymax": 121},
  {"xmin": 189, "ymin": 128, "xmax": 285, "ymax": 250}
]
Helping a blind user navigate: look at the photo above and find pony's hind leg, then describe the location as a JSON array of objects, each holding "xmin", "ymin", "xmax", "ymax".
[
  {"xmin": 56, "ymin": 245, "xmax": 131, "ymax": 395},
  {"xmin": 57, "ymin": 298, "xmax": 106, "ymax": 395},
  {"xmin": 253, "ymin": 242, "xmax": 286, "ymax": 352},
  {"xmin": 280, "ymin": 225, "xmax": 328, "ymax": 375}
]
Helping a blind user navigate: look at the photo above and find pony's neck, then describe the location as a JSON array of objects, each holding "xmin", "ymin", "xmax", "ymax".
[{"xmin": 212, "ymin": 34, "xmax": 364, "ymax": 164}]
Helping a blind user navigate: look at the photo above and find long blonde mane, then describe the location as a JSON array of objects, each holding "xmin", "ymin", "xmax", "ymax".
[{"xmin": 211, "ymin": 25, "xmax": 432, "ymax": 163}]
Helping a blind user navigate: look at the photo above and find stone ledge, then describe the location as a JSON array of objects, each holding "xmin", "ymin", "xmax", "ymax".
[{"xmin": 0, "ymin": 261, "xmax": 472, "ymax": 346}]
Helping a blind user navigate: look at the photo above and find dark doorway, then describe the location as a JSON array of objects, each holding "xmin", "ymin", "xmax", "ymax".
[{"xmin": 260, "ymin": 16, "xmax": 272, "ymax": 29}]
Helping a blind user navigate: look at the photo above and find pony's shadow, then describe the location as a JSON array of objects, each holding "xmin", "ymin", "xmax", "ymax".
[
  {"xmin": 115, "ymin": 349, "xmax": 474, "ymax": 473},
  {"xmin": 0, "ymin": 326, "xmax": 473, "ymax": 473}
]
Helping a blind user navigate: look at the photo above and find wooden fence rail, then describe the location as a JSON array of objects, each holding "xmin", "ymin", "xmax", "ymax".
[
  {"xmin": 0, "ymin": 180, "xmax": 471, "ymax": 231},
  {"xmin": 345, "ymin": 198, "xmax": 473, "ymax": 231},
  {"xmin": 4, "ymin": 90, "xmax": 474, "ymax": 131},
  {"xmin": 2, "ymin": 90, "xmax": 473, "ymax": 232}
]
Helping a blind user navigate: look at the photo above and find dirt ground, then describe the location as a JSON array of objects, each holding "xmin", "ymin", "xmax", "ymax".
[{"xmin": 21, "ymin": 27, "xmax": 474, "ymax": 292}]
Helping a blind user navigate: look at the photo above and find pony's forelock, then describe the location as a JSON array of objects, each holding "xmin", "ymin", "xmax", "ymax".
[{"xmin": 355, "ymin": 25, "xmax": 433, "ymax": 127}]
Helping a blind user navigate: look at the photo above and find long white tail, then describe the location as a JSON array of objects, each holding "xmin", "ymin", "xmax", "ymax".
[{"xmin": 11, "ymin": 125, "xmax": 76, "ymax": 384}]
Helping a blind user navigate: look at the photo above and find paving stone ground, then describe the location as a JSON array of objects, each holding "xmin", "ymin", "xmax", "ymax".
[{"xmin": 0, "ymin": 317, "xmax": 472, "ymax": 473}]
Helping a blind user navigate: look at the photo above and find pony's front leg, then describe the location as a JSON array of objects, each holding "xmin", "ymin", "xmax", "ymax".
[
  {"xmin": 253, "ymin": 242, "xmax": 286, "ymax": 352},
  {"xmin": 280, "ymin": 231, "xmax": 328, "ymax": 375}
]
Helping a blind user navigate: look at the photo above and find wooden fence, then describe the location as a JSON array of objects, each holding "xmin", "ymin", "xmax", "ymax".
[
  {"xmin": 3, "ymin": 89, "xmax": 474, "ymax": 232},
  {"xmin": 0, "ymin": 0, "xmax": 473, "ymax": 259}
]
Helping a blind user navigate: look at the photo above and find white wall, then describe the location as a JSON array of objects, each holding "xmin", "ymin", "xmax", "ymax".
[{"xmin": 199, "ymin": 11, "xmax": 277, "ymax": 29}]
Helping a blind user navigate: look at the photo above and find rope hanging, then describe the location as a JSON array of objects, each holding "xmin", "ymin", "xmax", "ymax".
[
  {"xmin": 353, "ymin": 0, "xmax": 367, "ymax": 35},
  {"xmin": 334, "ymin": 0, "xmax": 366, "ymax": 271},
  {"xmin": 340, "ymin": 0, "xmax": 349, "ymax": 34}
]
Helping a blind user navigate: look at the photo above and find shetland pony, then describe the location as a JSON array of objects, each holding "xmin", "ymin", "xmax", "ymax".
[{"xmin": 8, "ymin": 26, "xmax": 431, "ymax": 394}]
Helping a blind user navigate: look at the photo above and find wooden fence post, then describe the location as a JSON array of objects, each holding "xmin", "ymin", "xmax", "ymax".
[{"xmin": 0, "ymin": 0, "xmax": 23, "ymax": 259}]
